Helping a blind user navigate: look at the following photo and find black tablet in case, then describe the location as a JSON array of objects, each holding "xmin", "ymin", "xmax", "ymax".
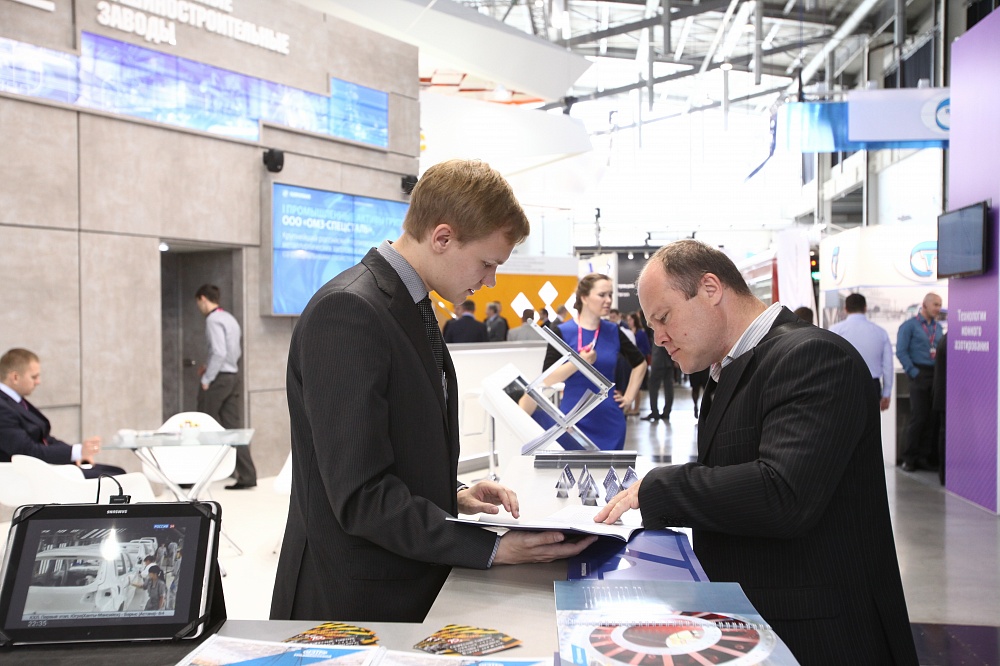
[{"xmin": 0, "ymin": 501, "xmax": 222, "ymax": 646}]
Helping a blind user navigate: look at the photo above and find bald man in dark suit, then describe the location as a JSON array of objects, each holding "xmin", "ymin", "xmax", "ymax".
[{"xmin": 598, "ymin": 240, "xmax": 917, "ymax": 665}]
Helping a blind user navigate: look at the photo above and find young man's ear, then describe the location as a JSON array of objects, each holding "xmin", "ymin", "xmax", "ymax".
[{"xmin": 428, "ymin": 223, "xmax": 455, "ymax": 254}]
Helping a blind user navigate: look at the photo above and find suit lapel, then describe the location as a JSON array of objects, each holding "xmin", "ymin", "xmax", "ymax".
[
  {"xmin": 698, "ymin": 350, "xmax": 755, "ymax": 462},
  {"xmin": 362, "ymin": 250, "xmax": 449, "ymax": 421},
  {"xmin": 697, "ymin": 308, "xmax": 803, "ymax": 463}
]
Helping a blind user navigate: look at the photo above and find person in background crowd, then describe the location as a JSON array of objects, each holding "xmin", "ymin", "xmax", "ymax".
[
  {"xmin": 0, "ymin": 348, "xmax": 125, "ymax": 477},
  {"xmin": 443, "ymin": 299, "xmax": 488, "ymax": 343},
  {"xmin": 830, "ymin": 293, "xmax": 893, "ymax": 411},
  {"xmin": 598, "ymin": 239, "xmax": 917, "ymax": 665},
  {"xmin": 555, "ymin": 305, "xmax": 572, "ymax": 325},
  {"xmin": 643, "ymin": 344, "xmax": 673, "ymax": 422},
  {"xmin": 530, "ymin": 274, "xmax": 647, "ymax": 450},
  {"xmin": 933, "ymin": 332, "xmax": 947, "ymax": 486},
  {"xmin": 896, "ymin": 293, "xmax": 944, "ymax": 472},
  {"xmin": 507, "ymin": 309, "xmax": 538, "ymax": 342},
  {"xmin": 195, "ymin": 284, "xmax": 257, "ymax": 490},
  {"xmin": 535, "ymin": 306, "xmax": 558, "ymax": 332},
  {"xmin": 625, "ymin": 312, "xmax": 651, "ymax": 416},
  {"xmin": 485, "ymin": 301, "xmax": 509, "ymax": 342},
  {"xmin": 793, "ymin": 306, "xmax": 814, "ymax": 324}
]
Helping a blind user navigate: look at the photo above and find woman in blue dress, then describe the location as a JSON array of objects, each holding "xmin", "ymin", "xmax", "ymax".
[{"xmin": 532, "ymin": 274, "xmax": 647, "ymax": 450}]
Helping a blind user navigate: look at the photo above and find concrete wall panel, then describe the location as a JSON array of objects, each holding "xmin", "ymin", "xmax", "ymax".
[
  {"xmin": 0, "ymin": 226, "xmax": 80, "ymax": 406},
  {"xmin": 0, "ymin": 0, "xmax": 76, "ymax": 52},
  {"xmin": 0, "ymin": 98, "xmax": 79, "ymax": 230},
  {"xmin": 80, "ymin": 232, "xmax": 162, "ymax": 440},
  {"xmin": 247, "ymin": 388, "xmax": 290, "ymax": 478},
  {"xmin": 243, "ymin": 248, "xmax": 293, "ymax": 392},
  {"xmin": 78, "ymin": 116, "xmax": 260, "ymax": 245}
]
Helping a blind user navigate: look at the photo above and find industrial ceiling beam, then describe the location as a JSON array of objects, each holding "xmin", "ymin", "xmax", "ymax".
[
  {"xmin": 539, "ymin": 36, "xmax": 822, "ymax": 109},
  {"xmin": 557, "ymin": 0, "xmax": 729, "ymax": 46}
]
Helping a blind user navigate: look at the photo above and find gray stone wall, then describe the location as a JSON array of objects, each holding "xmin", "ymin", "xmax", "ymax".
[{"xmin": 0, "ymin": 0, "xmax": 419, "ymax": 478}]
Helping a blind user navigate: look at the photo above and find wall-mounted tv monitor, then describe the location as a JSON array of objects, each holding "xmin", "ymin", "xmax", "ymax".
[
  {"xmin": 937, "ymin": 201, "xmax": 990, "ymax": 279},
  {"xmin": 270, "ymin": 183, "xmax": 408, "ymax": 315}
]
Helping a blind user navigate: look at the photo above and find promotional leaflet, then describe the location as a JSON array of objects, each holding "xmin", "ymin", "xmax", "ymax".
[{"xmin": 555, "ymin": 580, "xmax": 800, "ymax": 666}]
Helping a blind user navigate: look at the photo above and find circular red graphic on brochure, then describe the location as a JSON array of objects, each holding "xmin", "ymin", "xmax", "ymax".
[{"xmin": 585, "ymin": 613, "xmax": 776, "ymax": 665}]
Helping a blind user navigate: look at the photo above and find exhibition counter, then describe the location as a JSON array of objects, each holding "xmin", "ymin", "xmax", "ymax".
[{"xmin": 1, "ymin": 456, "xmax": 663, "ymax": 664}]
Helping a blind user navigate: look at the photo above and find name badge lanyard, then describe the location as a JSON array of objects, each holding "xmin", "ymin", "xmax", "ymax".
[
  {"xmin": 578, "ymin": 324, "xmax": 600, "ymax": 352},
  {"xmin": 919, "ymin": 316, "xmax": 937, "ymax": 359}
]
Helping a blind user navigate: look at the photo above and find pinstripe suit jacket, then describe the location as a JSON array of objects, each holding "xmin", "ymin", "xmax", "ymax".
[
  {"xmin": 638, "ymin": 308, "xmax": 917, "ymax": 665},
  {"xmin": 270, "ymin": 249, "xmax": 498, "ymax": 623}
]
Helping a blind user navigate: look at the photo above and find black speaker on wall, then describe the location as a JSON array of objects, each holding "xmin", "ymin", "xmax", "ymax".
[
  {"xmin": 263, "ymin": 148, "xmax": 284, "ymax": 173},
  {"xmin": 401, "ymin": 174, "xmax": 418, "ymax": 195}
]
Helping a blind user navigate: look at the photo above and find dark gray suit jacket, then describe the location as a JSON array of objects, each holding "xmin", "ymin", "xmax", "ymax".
[
  {"xmin": 0, "ymin": 391, "xmax": 74, "ymax": 464},
  {"xmin": 638, "ymin": 308, "xmax": 917, "ymax": 665},
  {"xmin": 270, "ymin": 249, "xmax": 498, "ymax": 623}
]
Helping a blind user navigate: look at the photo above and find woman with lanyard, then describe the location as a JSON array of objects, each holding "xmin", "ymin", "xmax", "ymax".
[{"xmin": 530, "ymin": 273, "xmax": 647, "ymax": 450}]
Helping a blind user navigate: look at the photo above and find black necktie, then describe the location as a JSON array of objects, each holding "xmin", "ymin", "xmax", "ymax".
[{"xmin": 417, "ymin": 296, "xmax": 444, "ymax": 372}]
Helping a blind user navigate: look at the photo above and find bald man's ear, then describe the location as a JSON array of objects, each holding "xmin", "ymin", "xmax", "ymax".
[{"xmin": 701, "ymin": 273, "xmax": 724, "ymax": 303}]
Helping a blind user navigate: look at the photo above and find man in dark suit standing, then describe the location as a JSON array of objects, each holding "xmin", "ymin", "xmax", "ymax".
[
  {"xmin": 0, "ymin": 348, "xmax": 124, "ymax": 477},
  {"xmin": 271, "ymin": 159, "xmax": 595, "ymax": 624},
  {"xmin": 597, "ymin": 240, "xmax": 917, "ymax": 665},
  {"xmin": 484, "ymin": 301, "xmax": 509, "ymax": 342},
  {"xmin": 443, "ymin": 299, "xmax": 488, "ymax": 343}
]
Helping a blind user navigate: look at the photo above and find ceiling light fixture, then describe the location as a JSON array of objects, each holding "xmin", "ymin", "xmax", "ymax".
[{"xmin": 158, "ymin": 242, "xmax": 169, "ymax": 252}]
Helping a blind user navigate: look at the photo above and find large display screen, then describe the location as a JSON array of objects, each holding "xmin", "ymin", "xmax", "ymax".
[
  {"xmin": 0, "ymin": 33, "xmax": 388, "ymax": 147},
  {"xmin": 271, "ymin": 183, "xmax": 408, "ymax": 315},
  {"xmin": 937, "ymin": 201, "xmax": 988, "ymax": 279}
]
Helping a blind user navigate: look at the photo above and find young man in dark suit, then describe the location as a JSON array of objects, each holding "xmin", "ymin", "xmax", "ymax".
[
  {"xmin": 597, "ymin": 240, "xmax": 917, "ymax": 665},
  {"xmin": 271, "ymin": 159, "xmax": 595, "ymax": 624},
  {"xmin": 0, "ymin": 348, "xmax": 124, "ymax": 477}
]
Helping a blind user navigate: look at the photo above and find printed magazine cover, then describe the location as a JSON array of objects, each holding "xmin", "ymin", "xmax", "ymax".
[{"xmin": 554, "ymin": 580, "xmax": 800, "ymax": 666}]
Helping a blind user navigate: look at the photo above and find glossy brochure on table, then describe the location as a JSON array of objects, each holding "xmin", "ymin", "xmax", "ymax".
[
  {"xmin": 448, "ymin": 505, "xmax": 643, "ymax": 542},
  {"xmin": 554, "ymin": 580, "xmax": 800, "ymax": 666},
  {"xmin": 177, "ymin": 635, "xmax": 554, "ymax": 666}
]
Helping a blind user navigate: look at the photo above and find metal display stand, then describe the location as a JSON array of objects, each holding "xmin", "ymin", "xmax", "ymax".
[{"xmin": 478, "ymin": 322, "xmax": 616, "ymax": 480}]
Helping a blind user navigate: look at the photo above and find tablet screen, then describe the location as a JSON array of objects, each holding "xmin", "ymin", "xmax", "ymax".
[{"xmin": 0, "ymin": 502, "xmax": 219, "ymax": 645}]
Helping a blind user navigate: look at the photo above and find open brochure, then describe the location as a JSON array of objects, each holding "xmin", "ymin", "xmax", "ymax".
[
  {"xmin": 176, "ymin": 636, "xmax": 552, "ymax": 666},
  {"xmin": 176, "ymin": 635, "xmax": 384, "ymax": 665},
  {"xmin": 449, "ymin": 505, "xmax": 643, "ymax": 542},
  {"xmin": 555, "ymin": 580, "xmax": 800, "ymax": 666}
]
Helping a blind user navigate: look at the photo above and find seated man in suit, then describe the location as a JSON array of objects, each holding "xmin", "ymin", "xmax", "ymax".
[
  {"xmin": 0, "ymin": 348, "xmax": 125, "ymax": 478},
  {"xmin": 596, "ymin": 240, "xmax": 917, "ymax": 665},
  {"xmin": 443, "ymin": 299, "xmax": 488, "ymax": 343},
  {"xmin": 484, "ymin": 301, "xmax": 509, "ymax": 342}
]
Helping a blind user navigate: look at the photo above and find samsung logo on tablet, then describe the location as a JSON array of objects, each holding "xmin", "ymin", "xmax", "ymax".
[{"xmin": 106, "ymin": 509, "xmax": 129, "ymax": 514}]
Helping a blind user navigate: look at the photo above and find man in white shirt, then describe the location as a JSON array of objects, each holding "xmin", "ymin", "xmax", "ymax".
[
  {"xmin": 830, "ymin": 293, "xmax": 894, "ymax": 411},
  {"xmin": 195, "ymin": 285, "xmax": 256, "ymax": 489}
]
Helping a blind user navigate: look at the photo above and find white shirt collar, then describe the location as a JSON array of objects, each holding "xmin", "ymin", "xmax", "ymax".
[
  {"xmin": 0, "ymin": 382, "xmax": 22, "ymax": 403},
  {"xmin": 710, "ymin": 302, "xmax": 784, "ymax": 383}
]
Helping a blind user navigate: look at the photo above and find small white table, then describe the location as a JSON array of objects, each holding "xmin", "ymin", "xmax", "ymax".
[{"xmin": 109, "ymin": 429, "xmax": 255, "ymax": 502}]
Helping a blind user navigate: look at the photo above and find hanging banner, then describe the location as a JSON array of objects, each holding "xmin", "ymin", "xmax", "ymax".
[{"xmin": 847, "ymin": 88, "xmax": 950, "ymax": 142}]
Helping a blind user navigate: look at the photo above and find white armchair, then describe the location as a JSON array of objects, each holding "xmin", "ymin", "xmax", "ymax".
[{"xmin": 9, "ymin": 456, "xmax": 156, "ymax": 504}]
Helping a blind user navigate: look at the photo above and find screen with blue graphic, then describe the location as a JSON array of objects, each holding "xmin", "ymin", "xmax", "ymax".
[
  {"xmin": 937, "ymin": 201, "xmax": 988, "ymax": 279},
  {"xmin": 272, "ymin": 184, "xmax": 407, "ymax": 315},
  {"xmin": 0, "ymin": 33, "xmax": 388, "ymax": 147}
]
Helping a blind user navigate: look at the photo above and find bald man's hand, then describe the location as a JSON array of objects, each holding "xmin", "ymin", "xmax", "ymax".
[{"xmin": 594, "ymin": 478, "xmax": 643, "ymax": 525}]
